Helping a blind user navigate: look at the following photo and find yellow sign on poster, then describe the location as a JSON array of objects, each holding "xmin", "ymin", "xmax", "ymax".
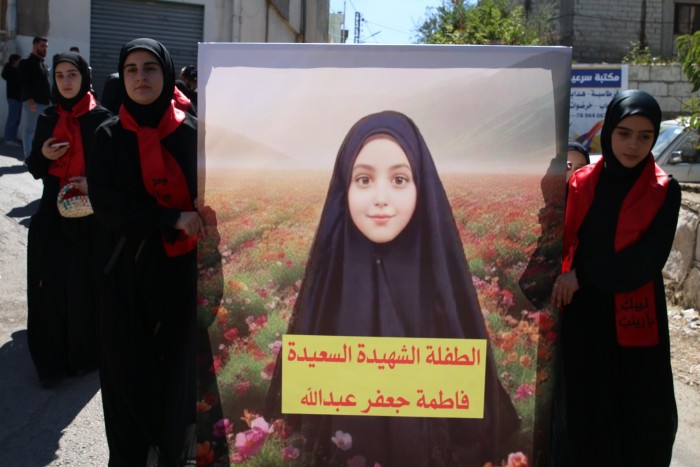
[{"xmin": 282, "ymin": 335, "xmax": 487, "ymax": 418}]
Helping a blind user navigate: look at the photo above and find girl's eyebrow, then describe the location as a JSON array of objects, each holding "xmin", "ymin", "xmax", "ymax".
[
  {"xmin": 123, "ymin": 61, "xmax": 159, "ymax": 68},
  {"xmin": 615, "ymin": 125, "xmax": 654, "ymax": 133},
  {"xmin": 352, "ymin": 163, "xmax": 412, "ymax": 171}
]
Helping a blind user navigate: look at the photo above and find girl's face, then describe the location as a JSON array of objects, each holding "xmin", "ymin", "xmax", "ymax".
[
  {"xmin": 611, "ymin": 115, "xmax": 655, "ymax": 168},
  {"xmin": 348, "ymin": 135, "xmax": 417, "ymax": 243},
  {"xmin": 54, "ymin": 62, "xmax": 82, "ymax": 100},
  {"xmin": 123, "ymin": 50, "xmax": 164, "ymax": 105},
  {"xmin": 566, "ymin": 150, "xmax": 588, "ymax": 182}
]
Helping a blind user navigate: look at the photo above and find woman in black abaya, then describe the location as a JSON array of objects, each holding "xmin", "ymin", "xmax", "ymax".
[
  {"xmin": 550, "ymin": 90, "xmax": 680, "ymax": 466},
  {"xmin": 87, "ymin": 38, "xmax": 200, "ymax": 466},
  {"xmin": 26, "ymin": 52, "xmax": 112, "ymax": 388},
  {"xmin": 267, "ymin": 111, "xmax": 519, "ymax": 467}
]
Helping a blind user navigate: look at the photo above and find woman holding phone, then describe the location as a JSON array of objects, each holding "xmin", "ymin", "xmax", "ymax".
[{"xmin": 25, "ymin": 52, "xmax": 112, "ymax": 388}]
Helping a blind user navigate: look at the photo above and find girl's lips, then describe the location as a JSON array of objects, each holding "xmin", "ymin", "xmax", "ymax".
[{"xmin": 369, "ymin": 214, "xmax": 392, "ymax": 224}]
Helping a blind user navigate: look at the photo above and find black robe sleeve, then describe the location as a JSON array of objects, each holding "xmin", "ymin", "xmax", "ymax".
[
  {"xmin": 575, "ymin": 178, "xmax": 681, "ymax": 293},
  {"xmin": 87, "ymin": 117, "xmax": 195, "ymax": 241},
  {"xmin": 25, "ymin": 109, "xmax": 57, "ymax": 179}
]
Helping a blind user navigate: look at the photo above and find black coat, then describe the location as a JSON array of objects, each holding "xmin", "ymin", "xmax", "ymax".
[
  {"xmin": 19, "ymin": 53, "xmax": 50, "ymax": 104},
  {"xmin": 551, "ymin": 90, "xmax": 681, "ymax": 467},
  {"xmin": 87, "ymin": 111, "xmax": 198, "ymax": 466},
  {"xmin": 25, "ymin": 103, "xmax": 112, "ymax": 380}
]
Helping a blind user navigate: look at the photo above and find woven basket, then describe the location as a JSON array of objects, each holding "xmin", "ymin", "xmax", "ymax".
[{"xmin": 57, "ymin": 182, "xmax": 93, "ymax": 218}]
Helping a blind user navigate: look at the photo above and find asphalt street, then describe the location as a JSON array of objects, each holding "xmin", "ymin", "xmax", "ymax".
[
  {"xmin": 0, "ymin": 141, "xmax": 697, "ymax": 466},
  {"xmin": 0, "ymin": 143, "xmax": 108, "ymax": 466}
]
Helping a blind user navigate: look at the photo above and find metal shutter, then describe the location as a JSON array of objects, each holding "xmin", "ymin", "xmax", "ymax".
[{"xmin": 90, "ymin": 0, "xmax": 203, "ymax": 98}]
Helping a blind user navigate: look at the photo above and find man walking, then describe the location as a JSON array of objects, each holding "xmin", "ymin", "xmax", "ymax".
[{"xmin": 19, "ymin": 36, "xmax": 50, "ymax": 159}]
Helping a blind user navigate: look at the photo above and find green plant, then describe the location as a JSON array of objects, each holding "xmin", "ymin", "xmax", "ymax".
[
  {"xmin": 677, "ymin": 31, "xmax": 700, "ymax": 92},
  {"xmin": 414, "ymin": 0, "xmax": 554, "ymax": 46},
  {"xmin": 622, "ymin": 41, "xmax": 663, "ymax": 65}
]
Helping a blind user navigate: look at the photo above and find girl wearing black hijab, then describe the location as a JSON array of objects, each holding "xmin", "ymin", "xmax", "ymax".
[
  {"xmin": 25, "ymin": 52, "xmax": 112, "ymax": 388},
  {"xmin": 87, "ymin": 38, "xmax": 200, "ymax": 466},
  {"xmin": 550, "ymin": 90, "xmax": 680, "ymax": 466},
  {"xmin": 266, "ymin": 111, "xmax": 519, "ymax": 466}
]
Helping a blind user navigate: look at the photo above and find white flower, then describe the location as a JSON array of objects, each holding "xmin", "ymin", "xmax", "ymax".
[{"xmin": 331, "ymin": 430, "xmax": 352, "ymax": 451}]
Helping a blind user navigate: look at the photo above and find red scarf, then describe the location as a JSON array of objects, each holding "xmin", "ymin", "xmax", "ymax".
[
  {"xmin": 48, "ymin": 92, "xmax": 97, "ymax": 188},
  {"xmin": 119, "ymin": 98, "xmax": 197, "ymax": 257},
  {"xmin": 173, "ymin": 86, "xmax": 191, "ymax": 112},
  {"xmin": 563, "ymin": 156, "xmax": 669, "ymax": 347}
]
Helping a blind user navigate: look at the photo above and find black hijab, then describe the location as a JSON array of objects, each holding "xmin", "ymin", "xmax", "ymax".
[
  {"xmin": 290, "ymin": 110, "xmax": 485, "ymax": 339},
  {"xmin": 600, "ymin": 89, "xmax": 661, "ymax": 180},
  {"xmin": 118, "ymin": 38, "xmax": 175, "ymax": 128},
  {"xmin": 51, "ymin": 52, "xmax": 91, "ymax": 111}
]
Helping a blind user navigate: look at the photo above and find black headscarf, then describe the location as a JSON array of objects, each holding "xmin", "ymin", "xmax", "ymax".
[
  {"xmin": 118, "ymin": 38, "xmax": 175, "ymax": 128},
  {"xmin": 276, "ymin": 111, "xmax": 519, "ymax": 465},
  {"xmin": 289, "ymin": 110, "xmax": 490, "ymax": 338},
  {"xmin": 567, "ymin": 141, "xmax": 590, "ymax": 165},
  {"xmin": 600, "ymin": 90, "xmax": 661, "ymax": 179},
  {"xmin": 51, "ymin": 52, "xmax": 91, "ymax": 111}
]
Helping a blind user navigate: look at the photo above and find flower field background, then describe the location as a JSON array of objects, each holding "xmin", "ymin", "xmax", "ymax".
[{"xmin": 197, "ymin": 169, "xmax": 564, "ymax": 466}]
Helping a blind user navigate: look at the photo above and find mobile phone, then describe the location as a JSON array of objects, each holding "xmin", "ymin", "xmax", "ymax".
[{"xmin": 51, "ymin": 141, "xmax": 70, "ymax": 148}]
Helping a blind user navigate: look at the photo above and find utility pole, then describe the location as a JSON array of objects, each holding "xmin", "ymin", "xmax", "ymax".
[
  {"xmin": 354, "ymin": 11, "xmax": 361, "ymax": 43},
  {"xmin": 340, "ymin": 0, "xmax": 348, "ymax": 43}
]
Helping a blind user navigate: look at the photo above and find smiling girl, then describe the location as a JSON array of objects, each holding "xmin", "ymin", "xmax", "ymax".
[
  {"xmin": 267, "ymin": 110, "xmax": 519, "ymax": 466},
  {"xmin": 25, "ymin": 52, "xmax": 112, "ymax": 388}
]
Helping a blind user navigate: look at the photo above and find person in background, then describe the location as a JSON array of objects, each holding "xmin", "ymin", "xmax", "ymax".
[
  {"xmin": 87, "ymin": 38, "xmax": 200, "ymax": 466},
  {"xmin": 25, "ymin": 52, "xmax": 112, "ymax": 388},
  {"xmin": 176, "ymin": 64, "xmax": 197, "ymax": 108},
  {"xmin": 550, "ymin": 90, "xmax": 680, "ymax": 466},
  {"xmin": 2, "ymin": 53, "xmax": 22, "ymax": 146},
  {"xmin": 19, "ymin": 36, "xmax": 51, "ymax": 160},
  {"xmin": 566, "ymin": 141, "xmax": 590, "ymax": 183},
  {"xmin": 100, "ymin": 72, "xmax": 122, "ymax": 114}
]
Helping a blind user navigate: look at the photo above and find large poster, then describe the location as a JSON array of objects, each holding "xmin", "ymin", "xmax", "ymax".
[{"xmin": 196, "ymin": 44, "xmax": 571, "ymax": 467}]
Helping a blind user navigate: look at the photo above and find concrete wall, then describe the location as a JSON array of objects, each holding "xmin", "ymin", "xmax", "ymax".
[
  {"xmin": 524, "ymin": 0, "xmax": 679, "ymax": 62},
  {"xmin": 628, "ymin": 63, "xmax": 695, "ymax": 119},
  {"xmin": 664, "ymin": 187, "xmax": 700, "ymax": 311}
]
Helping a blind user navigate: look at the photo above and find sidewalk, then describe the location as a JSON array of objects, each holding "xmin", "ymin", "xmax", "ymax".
[{"xmin": 0, "ymin": 143, "xmax": 108, "ymax": 466}]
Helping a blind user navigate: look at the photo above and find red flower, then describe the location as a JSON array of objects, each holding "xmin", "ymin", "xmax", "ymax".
[
  {"xmin": 224, "ymin": 327, "xmax": 240, "ymax": 341},
  {"xmin": 235, "ymin": 380, "xmax": 251, "ymax": 395},
  {"xmin": 261, "ymin": 360, "xmax": 276, "ymax": 380},
  {"xmin": 519, "ymin": 355, "xmax": 532, "ymax": 367},
  {"xmin": 514, "ymin": 384, "xmax": 536, "ymax": 401},
  {"xmin": 211, "ymin": 356, "xmax": 222, "ymax": 374},
  {"xmin": 196, "ymin": 441, "xmax": 215, "ymax": 466},
  {"xmin": 508, "ymin": 451, "xmax": 529, "ymax": 467}
]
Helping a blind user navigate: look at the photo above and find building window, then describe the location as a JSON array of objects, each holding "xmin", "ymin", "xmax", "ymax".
[{"xmin": 675, "ymin": 3, "xmax": 700, "ymax": 35}]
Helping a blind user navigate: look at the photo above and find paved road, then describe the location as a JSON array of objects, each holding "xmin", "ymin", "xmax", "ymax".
[
  {"xmin": 0, "ymin": 142, "xmax": 697, "ymax": 466},
  {"xmin": 0, "ymin": 144, "xmax": 108, "ymax": 466}
]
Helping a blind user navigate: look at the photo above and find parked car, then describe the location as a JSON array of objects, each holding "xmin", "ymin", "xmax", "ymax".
[
  {"xmin": 652, "ymin": 118, "xmax": 700, "ymax": 183},
  {"xmin": 588, "ymin": 118, "xmax": 700, "ymax": 182}
]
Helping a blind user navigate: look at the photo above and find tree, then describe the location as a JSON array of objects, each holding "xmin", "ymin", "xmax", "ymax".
[
  {"xmin": 675, "ymin": 31, "xmax": 700, "ymax": 127},
  {"xmin": 414, "ymin": 0, "xmax": 555, "ymax": 46}
]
